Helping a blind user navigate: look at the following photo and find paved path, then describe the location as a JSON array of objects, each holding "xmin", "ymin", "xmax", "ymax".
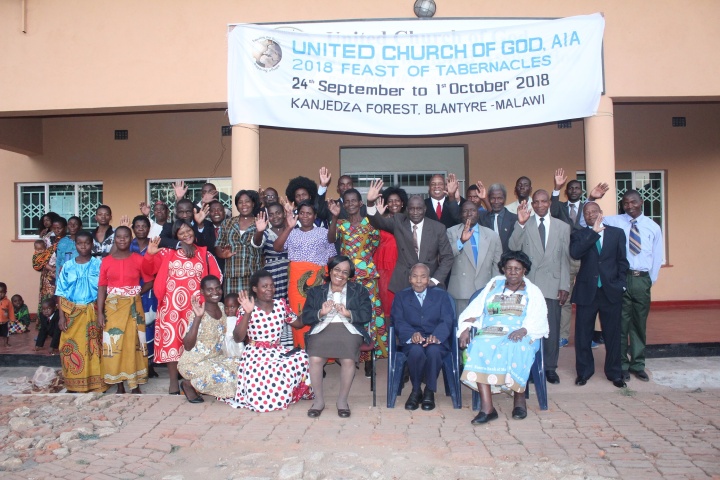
[{"xmin": 0, "ymin": 359, "xmax": 718, "ymax": 479}]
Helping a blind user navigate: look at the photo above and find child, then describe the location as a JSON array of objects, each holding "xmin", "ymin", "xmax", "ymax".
[
  {"xmin": 0, "ymin": 283, "xmax": 14, "ymax": 347},
  {"xmin": 10, "ymin": 295, "xmax": 31, "ymax": 334},
  {"xmin": 223, "ymin": 294, "xmax": 245, "ymax": 357},
  {"xmin": 35, "ymin": 298, "xmax": 60, "ymax": 354}
]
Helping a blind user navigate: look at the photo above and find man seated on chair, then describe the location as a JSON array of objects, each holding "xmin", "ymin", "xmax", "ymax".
[{"xmin": 392, "ymin": 263, "xmax": 455, "ymax": 411}]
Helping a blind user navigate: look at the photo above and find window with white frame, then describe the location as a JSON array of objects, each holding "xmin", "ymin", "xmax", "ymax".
[
  {"xmin": 576, "ymin": 170, "xmax": 666, "ymax": 242},
  {"xmin": 17, "ymin": 183, "xmax": 104, "ymax": 239},
  {"xmin": 146, "ymin": 178, "xmax": 233, "ymax": 220}
]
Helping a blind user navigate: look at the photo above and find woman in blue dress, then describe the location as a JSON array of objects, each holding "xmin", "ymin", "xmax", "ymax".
[
  {"xmin": 130, "ymin": 215, "xmax": 158, "ymax": 378},
  {"xmin": 458, "ymin": 251, "xmax": 548, "ymax": 424}
]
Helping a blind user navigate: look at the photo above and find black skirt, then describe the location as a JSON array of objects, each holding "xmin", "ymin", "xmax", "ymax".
[{"xmin": 306, "ymin": 323, "xmax": 363, "ymax": 360}]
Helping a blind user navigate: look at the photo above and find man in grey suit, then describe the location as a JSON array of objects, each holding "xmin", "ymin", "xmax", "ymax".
[
  {"xmin": 477, "ymin": 183, "xmax": 518, "ymax": 253},
  {"xmin": 447, "ymin": 201, "xmax": 502, "ymax": 314},
  {"xmin": 509, "ymin": 190, "xmax": 571, "ymax": 384},
  {"xmin": 366, "ymin": 180, "xmax": 454, "ymax": 292}
]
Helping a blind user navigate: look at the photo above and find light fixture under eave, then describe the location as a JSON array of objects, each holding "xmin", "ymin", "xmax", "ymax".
[{"xmin": 414, "ymin": 0, "xmax": 436, "ymax": 19}]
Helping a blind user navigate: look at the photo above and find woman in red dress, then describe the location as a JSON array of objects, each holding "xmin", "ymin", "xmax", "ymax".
[
  {"xmin": 372, "ymin": 186, "xmax": 408, "ymax": 319},
  {"xmin": 143, "ymin": 219, "xmax": 222, "ymax": 395}
]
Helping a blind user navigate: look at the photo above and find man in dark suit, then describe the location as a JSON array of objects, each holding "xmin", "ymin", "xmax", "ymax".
[
  {"xmin": 367, "ymin": 181, "xmax": 454, "ymax": 293},
  {"xmin": 159, "ymin": 198, "xmax": 215, "ymax": 250},
  {"xmin": 391, "ymin": 264, "xmax": 455, "ymax": 411},
  {"xmin": 509, "ymin": 190, "xmax": 571, "ymax": 384},
  {"xmin": 423, "ymin": 174, "xmax": 461, "ymax": 229},
  {"xmin": 570, "ymin": 202, "xmax": 629, "ymax": 388},
  {"xmin": 477, "ymin": 183, "xmax": 517, "ymax": 253}
]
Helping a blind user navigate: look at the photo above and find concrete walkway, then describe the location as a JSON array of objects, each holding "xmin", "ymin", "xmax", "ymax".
[{"xmin": 0, "ymin": 347, "xmax": 719, "ymax": 479}]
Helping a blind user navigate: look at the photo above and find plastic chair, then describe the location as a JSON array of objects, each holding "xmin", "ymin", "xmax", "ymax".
[
  {"xmin": 470, "ymin": 337, "xmax": 548, "ymax": 411},
  {"xmin": 359, "ymin": 341, "xmax": 376, "ymax": 407},
  {"xmin": 386, "ymin": 289, "xmax": 462, "ymax": 409}
]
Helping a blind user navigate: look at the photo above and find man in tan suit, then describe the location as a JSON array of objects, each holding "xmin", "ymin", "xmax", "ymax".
[
  {"xmin": 446, "ymin": 201, "xmax": 502, "ymax": 314},
  {"xmin": 509, "ymin": 190, "xmax": 570, "ymax": 384}
]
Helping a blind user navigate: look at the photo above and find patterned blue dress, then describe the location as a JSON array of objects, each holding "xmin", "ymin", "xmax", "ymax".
[{"xmin": 461, "ymin": 279, "xmax": 540, "ymax": 393}]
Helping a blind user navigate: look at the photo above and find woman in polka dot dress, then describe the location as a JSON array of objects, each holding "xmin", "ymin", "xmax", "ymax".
[{"xmin": 227, "ymin": 270, "xmax": 312, "ymax": 412}]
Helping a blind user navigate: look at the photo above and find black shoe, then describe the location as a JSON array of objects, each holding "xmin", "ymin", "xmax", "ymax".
[
  {"xmin": 546, "ymin": 371, "xmax": 560, "ymax": 384},
  {"xmin": 364, "ymin": 361, "xmax": 372, "ymax": 379},
  {"xmin": 307, "ymin": 408, "xmax": 324, "ymax": 418},
  {"xmin": 148, "ymin": 363, "xmax": 159, "ymax": 378},
  {"xmin": 405, "ymin": 390, "xmax": 422, "ymax": 410},
  {"xmin": 511, "ymin": 407, "xmax": 527, "ymax": 420},
  {"xmin": 631, "ymin": 369, "xmax": 649, "ymax": 382},
  {"xmin": 575, "ymin": 376, "xmax": 588, "ymax": 386},
  {"xmin": 421, "ymin": 388, "xmax": 435, "ymax": 411},
  {"xmin": 622, "ymin": 370, "xmax": 630, "ymax": 381},
  {"xmin": 612, "ymin": 379, "xmax": 627, "ymax": 388},
  {"xmin": 337, "ymin": 407, "xmax": 351, "ymax": 418},
  {"xmin": 471, "ymin": 409, "xmax": 498, "ymax": 425}
]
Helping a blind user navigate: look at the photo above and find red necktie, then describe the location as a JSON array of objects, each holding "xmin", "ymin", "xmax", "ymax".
[{"xmin": 435, "ymin": 202, "xmax": 442, "ymax": 220}]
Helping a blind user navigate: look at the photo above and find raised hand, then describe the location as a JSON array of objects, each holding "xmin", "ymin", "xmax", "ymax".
[
  {"xmin": 194, "ymin": 204, "xmax": 209, "ymax": 225},
  {"xmin": 366, "ymin": 179, "xmax": 384, "ymax": 203},
  {"xmin": 328, "ymin": 199, "xmax": 341, "ymax": 218},
  {"xmin": 460, "ymin": 218, "xmax": 473, "ymax": 243},
  {"xmin": 217, "ymin": 245, "xmax": 236, "ymax": 259},
  {"xmin": 238, "ymin": 290, "xmax": 255, "ymax": 314},
  {"xmin": 475, "ymin": 181, "xmax": 487, "ymax": 200},
  {"xmin": 588, "ymin": 182, "xmax": 609, "ymax": 200},
  {"xmin": 201, "ymin": 189, "xmax": 218, "ymax": 205},
  {"xmin": 191, "ymin": 294, "xmax": 205, "ymax": 319},
  {"xmin": 147, "ymin": 237, "xmax": 161, "ymax": 255},
  {"xmin": 173, "ymin": 181, "xmax": 188, "ymax": 201},
  {"xmin": 139, "ymin": 202, "xmax": 151, "ymax": 216},
  {"xmin": 119, "ymin": 215, "xmax": 130, "ymax": 227},
  {"xmin": 319, "ymin": 166, "xmax": 332, "ymax": 187},
  {"xmin": 283, "ymin": 200, "xmax": 295, "ymax": 216},
  {"xmin": 446, "ymin": 173, "xmax": 458, "ymax": 198},
  {"xmin": 517, "ymin": 200, "xmax": 531, "ymax": 225},
  {"xmin": 554, "ymin": 168, "xmax": 567, "ymax": 190},
  {"xmin": 286, "ymin": 211, "xmax": 298, "ymax": 227},
  {"xmin": 255, "ymin": 210, "xmax": 268, "ymax": 232},
  {"xmin": 592, "ymin": 213, "xmax": 606, "ymax": 233},
  {"xmin": 375, "ymin": 196, "xmax": 387, "ymax": 216}
]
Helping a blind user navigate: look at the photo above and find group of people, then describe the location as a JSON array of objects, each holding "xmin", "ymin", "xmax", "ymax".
[{"xmin": 4, "ymin": 165, "xmax": 663, "ymax": 425}]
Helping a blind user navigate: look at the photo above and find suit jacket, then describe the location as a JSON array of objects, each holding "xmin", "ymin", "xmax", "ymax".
[
  {"xmin": 508, "ymin": 216, "xmax": 571, "ymax": 298},
  {"xmin": 391, "ymin": 287, "xmax": 455, "ymax": 348},
  {"xmin": 159, "ymin": 219, "xmax": 216, "ymax": 250},
  {"xmin": 301, "ymin": 281, "xmax": 373, "ymax": 344},
  {"xmin": 369, "ymin": 212, "xmax": 454, "ymax": 293},
  {"xmin": 424, "ymin": 197, "xmax": 461, "ymax": 229},
  {"xmin": 550, "ymin": 195, "xmax": 585, "ymax": 231},
  {"xmin": 570, "ymin": 226, "xmax": 629, "ymax": 305},
  {"xmin": 478, "ymin": 208, "xmax": 517, "ymax": 253},
  {"xmin": 446, "ymin": 223, "xmax": 502, "ymax": 300}
]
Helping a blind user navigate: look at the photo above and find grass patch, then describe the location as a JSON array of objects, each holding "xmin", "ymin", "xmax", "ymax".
[
  {"xmin": 619, "ymin": 387, "xmax": 636, "ymax": 397},
  {"xmin": 79, "ymin": 433, "xmax": 100, "ymax": 441},
  {"xmin": 170, "ymin": 445, "xmax": 181, "ymax": 454},
  {"xmin": 76, "ymin": 459, "xmax": 90, "ymax": 465}
]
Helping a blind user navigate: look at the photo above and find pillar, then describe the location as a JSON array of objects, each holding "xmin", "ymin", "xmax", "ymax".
[
  {"xmin": 231, "ymin": 123, "xmax": 260, "ymax": 215},
  {"xmin": 584, "ymin": 96, "xmax": 617, "ymax": 214}
]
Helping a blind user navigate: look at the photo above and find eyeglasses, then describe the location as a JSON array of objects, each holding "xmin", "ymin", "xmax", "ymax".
[{"xmin": 332, "ymin": 267, "xmax": 351, "ymax": 277}]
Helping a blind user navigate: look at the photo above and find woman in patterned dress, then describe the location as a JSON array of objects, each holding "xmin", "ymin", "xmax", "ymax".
[
  {"xmin": 255, "ymin": 202, "xmax": 293, "ymax": 348},
  {"xmin": 178, "ymin": 275, "xmax": 242, "ymax": 403},
  {"xmin": 227, "ymin": 270, "xmax": 312, "ymax": 412},
  {"xmin": 214, "ymin": 190, "xmax": 263, "ymax": 297},
  {"xmin": 374, "ymin": 186, "xmax": 408, "ymax": 319},
  {"xmin": 458, "ymin": 251, "xmax": 549, "ymax": 424},
  {"xmin": 143, "ymin": 219, "xmax": 223, "ymax": 395},
  {"xmin": 327, "ymin": 188, "xmax": 388, "ymax": 376},
  {"xmin": 273, "ymin": 201, "xmax": 336, "ymax": 348}
]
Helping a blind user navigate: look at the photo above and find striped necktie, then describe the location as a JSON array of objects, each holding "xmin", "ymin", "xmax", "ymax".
[
  {"xmin": 596, "ymin": 238, "xmax": 602, "ymax": 287},
  {"xmin": 629, "ymin": 219, "xmax": 642, "ymax": 255}
]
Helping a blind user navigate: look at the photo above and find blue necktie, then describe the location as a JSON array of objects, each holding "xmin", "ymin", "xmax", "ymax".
[
  {"xmin": 416, "ymin": 292, "xmax": 425, "ymax": 306},
  {"xmin": 470, "ymin": 229, "xmax": 478, "ymax": 263},
  {"xmin": 595, "ymin": 238, "xmax": 602, "ymax": 287}
]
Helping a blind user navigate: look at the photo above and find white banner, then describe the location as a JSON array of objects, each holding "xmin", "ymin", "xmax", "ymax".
[{"xmin": 228, "ymin": 14, "xmax": 605, "ymax": 135}]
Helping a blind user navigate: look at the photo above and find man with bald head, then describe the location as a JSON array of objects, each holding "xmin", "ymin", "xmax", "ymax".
[
  {"xmin": 509, "ymin": 189, "xmax": 570, "ymax": 384},
  {"xmin": 391, "ymin": 263, "xmax": 455, "ymax": 411},
  {"xmin": 366, "ymin": 180, "xmax": 454, "ymax": 293},
  {"xmin": 424, "ymin": 173, "xmax": 462, "ymax": 229}
]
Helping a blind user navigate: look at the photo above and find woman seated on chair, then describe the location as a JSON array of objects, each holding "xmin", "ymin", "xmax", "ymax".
[
  {"xmin": 302, "ymin": 255, "xmax": 372, "ymax": 419},
  {"xmin": 458, "ymin": 250, "xmax": 548, "ymax": 424}
]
